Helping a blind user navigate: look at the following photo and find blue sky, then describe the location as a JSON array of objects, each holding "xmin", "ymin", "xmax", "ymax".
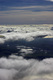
[{"xmin": 0, "ymin": 0, "xmax": 53, "ymax": 24}]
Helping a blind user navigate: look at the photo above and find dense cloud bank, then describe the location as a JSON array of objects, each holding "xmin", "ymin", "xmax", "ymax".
[
  {"xmin": 0, "ymin": 25, "xmax": 53, "ymax": 44},
  {"xmin": 0, "ymin": 55, "xmax": 53, "ymax": 80}
]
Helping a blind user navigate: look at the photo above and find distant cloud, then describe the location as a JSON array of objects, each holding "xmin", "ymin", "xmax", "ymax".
[
  {"xmin": 0, "ymin": 10, "xmax": 53, "ymax": 24},
  {"xmin": 0, "ymin": 0, "xmax": 53, "ymax": 24},
  {"xmin": 0, "ymin": 29, "xmax": 52, "ymax": 43},
  {"xmin": 10, "ymin": 5, "xmax": 53, "ymax": 12},
  {"xmin": 46, "ymin": 0, "xmax": 53, "ymax": 2}
]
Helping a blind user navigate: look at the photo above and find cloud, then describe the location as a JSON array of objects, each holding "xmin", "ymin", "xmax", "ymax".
[
  {"xmin": 46, "ymin": 0, "xmax": 53, "ymax": 2},
  {"xmin": 0, "ymin": 0, "xmax": 53, "ymax": 24},
  {"xmin": 19, "ymin": 48, "xmax": 33, "ymax": 56},
  {"xmin": 0, "ymin": 69, "xmax": 17, "ymax": 80},
  {"xmin": 10, "ymin": 5, "xmax": 53, "ymax": 12},
  {"xmin": 0, "ymin": 5, "xmax": 53, "ymax": 12},
  {"xmin": 0, "ymin": 25, "xmax": 53, "ymax": 60},
  {"xmin": 0, "ymin": 10, "xmax": 53, "ymax": 24},
  {"xmin": 0, "ymin": 55, "xmax": 53, "ymax": 80},
  {"xmin": 0, "ymin": 25, "xmax": 53, "ymax": 80},
  {"xmin": 0, "ymin": 0, "xmax": 53, "ymax": 7},
  {"xmin": 0, "ymin": 30, "xmax": 52, "ymax": 43},
  {"xmin": 0, "ymin": 0, "xmax": 53, "ymax": 12}
]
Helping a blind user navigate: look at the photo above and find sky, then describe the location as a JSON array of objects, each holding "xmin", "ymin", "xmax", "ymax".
[{"xmin": 0, "ymin": 0, "xmax": 53, "ymax": 24}]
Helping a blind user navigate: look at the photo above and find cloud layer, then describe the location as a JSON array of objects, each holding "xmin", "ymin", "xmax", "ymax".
[
  {"xmin": 0, "ymin": 25, "xmax": 53, "ymax": 59},
  {"xmin": 0, "ymin": 25, "xmax": 53, "ymax": 80},
  {"xmin": 0, "ymin": 0, "xmax": 53, "ymax": 24},
  {"xmin": 0, "ymin": 25, "xmax": 53, "ymax": 43}
]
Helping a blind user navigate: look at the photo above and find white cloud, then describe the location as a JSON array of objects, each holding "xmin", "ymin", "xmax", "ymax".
[
  {"xmin": 19, "ymin": 48, "xmax": 33, "ymax": 56},
  {"xmin": 0, "ymin": 55, "xmax": 53, "ymax": 80},
  {"xmin": 0, "ymin": 25, "xmax": 53, "ymax": 44},
  {"xmin": 9, "ymin": 54, "xmax": 23, "ymax": 60},
  {"xmin": 0, "ymin": 69, "xmax": 17, "ymax": 80},
  {"xmin": 46, "ymin": 0, "xmax": 53, "ymax": 1},
  {"xmin": 0, "ymin": 31, "xmax": 53, "ymax": 43}
]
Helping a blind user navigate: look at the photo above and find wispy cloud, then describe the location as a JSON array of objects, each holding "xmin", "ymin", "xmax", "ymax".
[
  {"xmin": 0, "ymin": 5, "xmax": 53, "ymax": 12},
  {"xmin": 0, "ymin": 10, "xmax": 53, "ymax": 24},
  {"xmin": 0, "ymin": 0, "xmax": 53, "ymax": 24},
  {"xmin": 11, "ymin": 5, "xmax": 53, "ymax": 12}
]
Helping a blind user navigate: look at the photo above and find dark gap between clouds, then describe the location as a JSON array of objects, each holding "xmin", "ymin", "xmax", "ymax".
[{"xmin": 0, "ymin": 38, "xmax": 53, "ymax": 60}]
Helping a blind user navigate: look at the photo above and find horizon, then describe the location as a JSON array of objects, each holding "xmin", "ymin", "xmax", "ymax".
[{"xmin": 0, "ymin": 24, "xmax": 53, "ymax": 25}]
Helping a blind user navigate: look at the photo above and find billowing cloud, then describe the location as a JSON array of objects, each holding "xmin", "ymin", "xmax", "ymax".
[
  {"xmin": 0, "ymin": 30, "xmax": 52, "ymax": 43},
  {"xmin": 0, "ymin": 25, "xmax": 53, "ymax": 44},
  {"xmin": 0, "ymin": 55, "xmax": 53, "ymax": 80}
]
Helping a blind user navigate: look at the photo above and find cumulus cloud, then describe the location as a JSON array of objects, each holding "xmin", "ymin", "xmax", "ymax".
[
  {"xmin": 0, "ymin": 25, "xmax": 53, "ymax": 44},
  {"xmin": 0, "ymin": 55, "xmax": 53, "ymax": 80}
]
